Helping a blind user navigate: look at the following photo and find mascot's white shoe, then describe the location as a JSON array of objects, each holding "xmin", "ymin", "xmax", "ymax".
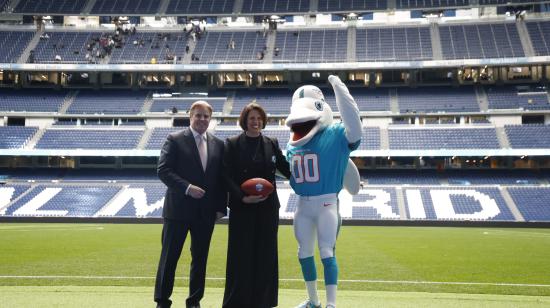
[{"xmin": 295, "ymin": 300, "xmax": 322, "ymax": 308}]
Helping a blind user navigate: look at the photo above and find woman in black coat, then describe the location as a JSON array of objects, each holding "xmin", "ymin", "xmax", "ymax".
[{"xmin": 222, "ymin": 102, "xmax": 291, "ymax": 308}]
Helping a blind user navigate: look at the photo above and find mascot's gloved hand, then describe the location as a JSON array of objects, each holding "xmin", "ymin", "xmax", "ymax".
[{"xmin": 328, "ymin": 75, "xmax": 362, "ymax": 145}]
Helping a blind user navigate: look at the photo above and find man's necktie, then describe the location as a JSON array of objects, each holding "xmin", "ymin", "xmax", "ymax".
[{"xmin": 197, "ymin": 134, "xmax": 207, "ymax": 171}]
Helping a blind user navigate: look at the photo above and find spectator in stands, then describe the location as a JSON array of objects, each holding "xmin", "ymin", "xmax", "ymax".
[
  {"xmin": 222, "ymin": 102, "xmax": 291, "ymax": 308},
  {"xmin": 54, "ymin": 54, "xmax": 61, "ymax": 62},
  {"xmin": 186, "ymin": 44, "xmax": 190, "ymax": 53},
  {"xmin": 154, "ymin": 101, "xmax": 227, "ymax": 308}
]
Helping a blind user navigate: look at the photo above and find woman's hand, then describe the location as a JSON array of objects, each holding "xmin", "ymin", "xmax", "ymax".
[{"xmin": 242, "ymin": 195, "xmax": 268, "ymax": 204}]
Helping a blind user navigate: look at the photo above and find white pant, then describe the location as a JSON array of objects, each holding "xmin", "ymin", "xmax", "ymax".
[{"xmin": 293, "ymin": 193, "xmax": 339, "ymax": 259}]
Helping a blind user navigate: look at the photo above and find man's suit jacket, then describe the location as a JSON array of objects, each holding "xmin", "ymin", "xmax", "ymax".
[{"xmin": 158, "ymin": 127, "xmax": 226, "ymax": 222}]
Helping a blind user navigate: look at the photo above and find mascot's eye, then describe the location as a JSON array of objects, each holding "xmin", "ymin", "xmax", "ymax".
[{"xmin": 315, "ymin": 101, "xmax": 323, "ymax": 111}]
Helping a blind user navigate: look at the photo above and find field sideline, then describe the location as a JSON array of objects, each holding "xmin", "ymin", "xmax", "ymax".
[{"xmin": 1, "ymin": 223, "xmax": 550, "ymax": 306}]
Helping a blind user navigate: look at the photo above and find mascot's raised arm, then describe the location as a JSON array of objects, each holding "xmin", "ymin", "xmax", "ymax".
[{"xmin": 285, "ymin": 75, "xmax": 362, "ymax": 308}]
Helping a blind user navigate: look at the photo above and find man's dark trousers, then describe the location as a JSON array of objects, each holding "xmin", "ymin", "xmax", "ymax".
[{"xmin": 154, "ymin": 216, "xmax": 215, "ymax": 308}]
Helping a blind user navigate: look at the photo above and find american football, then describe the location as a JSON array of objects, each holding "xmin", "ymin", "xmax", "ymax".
[{"xmin": 240, "ymin": 178, "xmax": 274, "ymax": 197}]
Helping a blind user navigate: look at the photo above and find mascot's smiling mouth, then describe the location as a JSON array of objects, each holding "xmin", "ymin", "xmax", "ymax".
[{"xmin": 291, "ymin": 120, "xmax": 317, "ymax": 141}]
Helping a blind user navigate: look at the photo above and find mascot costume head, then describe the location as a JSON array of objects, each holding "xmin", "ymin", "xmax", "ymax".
[
  {"xmin": 286, "ymin": 85, "xmax": 333, "ymax": 147},
  {"xmin": 285, "ymin": 77, "xmax": 361, "ymax": 195}
]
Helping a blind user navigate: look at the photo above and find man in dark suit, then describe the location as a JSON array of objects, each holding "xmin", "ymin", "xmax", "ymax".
[{"xmin": 154, "ymin": 101, "xmax": 226, "ymax": 308}]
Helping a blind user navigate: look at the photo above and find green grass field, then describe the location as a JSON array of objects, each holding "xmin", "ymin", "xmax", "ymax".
[{"xmin": 1, "ymin": 223, "xmax": 550, "ymax": 307}]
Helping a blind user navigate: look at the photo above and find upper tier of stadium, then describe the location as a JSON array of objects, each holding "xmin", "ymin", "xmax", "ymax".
[
  {"xmin": 0, "ymin": 0, "xmax": 548, "ymax": 15},
  {"xmin": 0, "ymin": 19, "xmax": 548, "ymax": 65}
]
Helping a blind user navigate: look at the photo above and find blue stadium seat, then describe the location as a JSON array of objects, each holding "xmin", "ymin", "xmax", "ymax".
[
  {"xmin": 0, "ymin": 31, "xmax": 33, "ymax": 63},
  {"xmin": 356, "ymin": 27, "xmax": 432, "ymax": 61},
  {"xmin": 0, "ymin": 126, "xmax": 38, "ymax": 149},
  {"xmin": 273, "ymin": 29, "xmax": 347, "ymax": 63},
  {"xmin": 389, "ymin": 128, "xmax": 500, "ymax": 150},
  {"xmin": 439, "ymin": 23, "xmax": 524, "ymax": 59},
  {"xmin": 91, "ymin": 0, "xmax": 160, "ymax": 14},
  {"xmin": 67, "ymin": 90, "xmax": 148, "ymax": 114},
  {"xmin": 0, "ymin": 89, "xmax": 67, "ymax": 112},
  {"xmin": 35, "ymin": 129, "xmax": 144, "ymax": 149},
  {"xmin": 526, "ymin": 20, "xmax": 550, "ymax": 56},
  {"xmin": 505, "ymin": 124, "xmax": 550, "ymax": 149},
  {"xmin": 14, "ymin": 0, "xmax": 87, "ymax": 14},
  {"xmin": 166, "ymin": 0, "xmax": 234, "ymax": 14},
  {"xmin": 193, "ymin": 31, "xmax": 267, "ymax": 64}
]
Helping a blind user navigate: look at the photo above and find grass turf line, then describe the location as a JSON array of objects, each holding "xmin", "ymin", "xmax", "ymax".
[
  {"xmin": 1, "ymin": 286, "xmax": 550, "ymax": 308},
  {"xmin": 1, "ymin": 223, "xmax": 549, "ymax": 296}
]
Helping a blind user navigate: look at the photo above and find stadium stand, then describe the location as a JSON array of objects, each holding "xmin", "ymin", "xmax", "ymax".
[
  {"xmin": 356, "ymin": 27, "xmax": 433, "ymax": 61},
  {"xmin": 4, "ymin": 185, "xmax": 120, "ymax": 217},
  {"xmin": 317, "ymin": 0, "xmax": 388, "ymax": 12},
  {"xmin": 14, "ymin": 0, "xmax": 88, "ymax": 14},
  {"xmin": 0, "ymin": 184, "xmax": 32, "ymax": 215},
  {"xmin": 63, "ymin": 169, "xmax": 158, "ymax": 181},
  {"xmin": 0, "ymin": 126, "xmax": 38, "ymax": 149},
  {"xmin": 192, "ymin": 31, "xmax": 266, "ymax": 64},
  {"xmin": 360, "ymin": 127, "xmax": 381, "ymax": 150},
  {"xmin": 486, "ymin": 85, "xmax": 550, "ymax": 110},
  {"xmin": 505, "ymin": 124, "xmax": 550, "ymax": 149},
  {"xmin": 90, "ymin": 0, "xmax": 161, "ymax": 15},
  {"xmin": 0, "ymin": 31, "xmax": 33, "ymax": 63},
  {"xmin": 446, "ymin": 170, "xmax": 542, "ymax": 185},
  {"xmin": 109, "ymin": 32, "xmax": 188, "ymax": 64},
  {"xmin": 145, "ymin": 127, "xmax": 182, "ymax": 150},
  {"xmin": 396, "ymin": 0, "xmax": 469, "ymax": 9},
  {"xmin": 273, "ymin": 29, "xmax": 347, "ymax": 63},
  {"xmin": 165, "ymin": 0, "xmax": 234, "ymax": 15},
  {"xmin": 106, "ymin": 184, "xmax": 165, "ymax": 217},
  {"xmin": 439, "ymin": 23, "xmax": 524, "ymax": 59},
  {"xmin": 241, "ymin": 0, "xmax": 310, "ymax": 13},
  {"xmin": 150, "ymin": 97, "xmax": 226, "ymax": 113},
  {"xmin": 232, "ymin": 89, "xmax": 293, "ymax": 115},
  {"xmin": 351, "ymin": 188, "xmax": 400, "ymax": 219},
  {"xmin": 211, "ymin": 128, "xmax": 242, "ymax": 142},
  {"xmin": 67, "ymin": 90, "xmax": 148, "ymax": 114},
  {"xmin": 0, "ymin": 89, "xmax": 68, "ymax": 112},
  {"xmin": 396, "ymin": 86, "xmax": 479, "ymax": 113},
  {"xmin": 35, "ymin": 129, "xmax": 144, "ymax": 149},
  {"xmin": 348, "ymin": 88, "xmax": 391, "ymax": 112},
  {"xmin": 525, "ymin": 20, "xmax": 550, "ymax": 57},
  {"xmin": 388, "ymin": 127, "xmax": 500, "ymax": 149},
  {"xmin": 508, "ymin": 187, "xmax": 550, "ymax": 221},
  {"xmin": 403, "ymin": 187, "xmax": 515, "ymax": 221},
  {"xmin": 4, "ymin": 180, "xmax": 545, "ymax": 221},
  {"xmin": 31, "ymin": 32, "xmax": 103, "ymax": 63},
  {"xmin": 363, "ymin": 170, "xmax": 441, "ymax": 184},
  {"xmin": 263, "ymin": 128, "xmax": 291, "ymax": 149},
  {"xmin": 1, "ymin": 3, "xmax": 550, "ymax": 226},
  {"xmin": 0, "ymin": 0, "xmax": 9, "ymax": 12}
]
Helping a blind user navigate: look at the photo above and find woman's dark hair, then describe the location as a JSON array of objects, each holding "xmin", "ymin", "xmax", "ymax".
[{"xmin": 238, "ymin": 102, "xmax": 267, "ymax": 131}]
